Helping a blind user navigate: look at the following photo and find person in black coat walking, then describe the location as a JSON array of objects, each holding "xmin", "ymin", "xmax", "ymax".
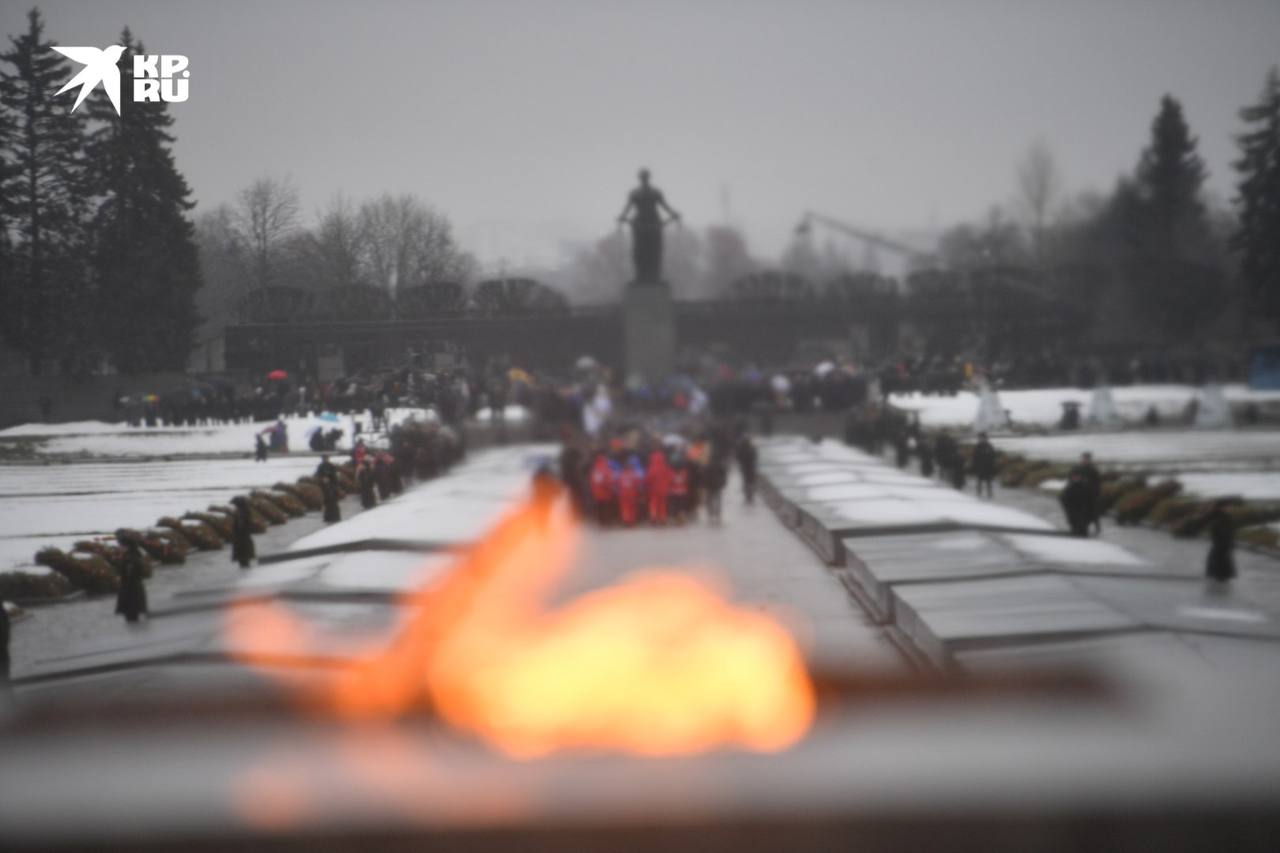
[
  {"xmin": 114, "ymin": 530, "xmax": 149, "ymax": 623},
  {"xmin": 230, "ymin": 496, "xmax": 256, "ymax": 569},
  {"xmin": 315, "ymin": 454, "xmax": 338, "ymax": 486},
  {"xmin": 734, "ymin": 434, "xmax": 758, "ymax": 505},
  {"xmin": 1069, "ymin": 452, "xmax": 1103, "ymax": 535},
  {"xmin": 1205, "ymin": 499, "xmax": 1237, "ymax": 584},
  {"xmin": 971, "ymin": 432, "xmax": 997, "ymax": 499},
  {"xmin": 357, "ymin": 461, "xmax": 378, "ymax": 510},
  {"xmin": 917, "ymin": 435, "xmax": 935, "ymax": 478},
  {"xmin": 1059, "ymin": 473, "xmax": 1093, "ymax": 537},
  {"xmin": 934, "ymin": 431, "xmax": 957, "ymax": 484},
  {"xmin": 703, "ymin": 457, "xmax": 728, "ymax": 523},
  {"xmin": 893, "ymin": 429, "xmax": 911, "ymax": 470},
  {"xmin": 1, "ymin": 601, "xmax": 10, "ymax": 688},
  {"xmin": 321, "ymin": 477, "xmax": 342, "ymax": 523},
  {"xmin": 388, "ymin": 453, "xmax": 404, "ymax": 495},
  {"xmin": 374, "ymin": 453, "xmax": 392, "ymax": 501}
]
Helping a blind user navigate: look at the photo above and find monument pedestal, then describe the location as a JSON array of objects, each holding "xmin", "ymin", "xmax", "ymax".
[{"xmin": 622, "ymin": 280, "xmax": 676, "ymax": 384}]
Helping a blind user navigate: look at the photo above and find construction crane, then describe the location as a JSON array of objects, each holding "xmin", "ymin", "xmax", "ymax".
[{"xmin": 794, "ymin": 211, "xmax": 936, "ymax": 267}]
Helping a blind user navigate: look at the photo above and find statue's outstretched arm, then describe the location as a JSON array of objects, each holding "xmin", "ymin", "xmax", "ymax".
[
  {"xmin": 616, "ymin": 196, "xmax": 634, "ymax": 224},
  {"xmin": 659, "ymin": 196, "xmax": 681, "ymax": 222}
]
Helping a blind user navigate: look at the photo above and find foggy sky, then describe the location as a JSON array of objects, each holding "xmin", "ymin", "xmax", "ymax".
[{"xmin": 5, "ymin": 0, "xmax": 1278, "ymax": 274}]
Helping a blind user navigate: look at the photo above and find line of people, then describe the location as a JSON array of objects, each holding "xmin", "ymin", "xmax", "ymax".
[{"xmin": 558, "ymin": 426, "xmax": 758, "ymax": 528}]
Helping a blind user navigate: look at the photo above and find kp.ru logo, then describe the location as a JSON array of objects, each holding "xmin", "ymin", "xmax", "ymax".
[{"xmin": 53, "ymin": 46, "xmax": 189, "ymax": 116}]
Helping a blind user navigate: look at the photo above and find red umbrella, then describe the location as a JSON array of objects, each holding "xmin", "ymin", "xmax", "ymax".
[{"xmin": 266, "ymin": 369, "xmax": 288, "ymax": 381}]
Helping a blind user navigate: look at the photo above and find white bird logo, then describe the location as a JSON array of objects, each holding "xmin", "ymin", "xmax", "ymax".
[{"xmin": 52, "ymin": 45, "xmax": 126, "ymax": 115}]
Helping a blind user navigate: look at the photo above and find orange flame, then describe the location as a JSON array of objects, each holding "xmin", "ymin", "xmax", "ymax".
[{"xmin": 226, "ymin": 487, "xmax": 815, "ymax": 757}]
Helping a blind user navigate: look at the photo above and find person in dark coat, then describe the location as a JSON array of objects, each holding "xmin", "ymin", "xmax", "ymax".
[
  {"xmin": 558, "ymin": 441, "xmax": 587, "ymax": 517},
  {"xmin": 388, "ymin": 453, "xmax": 404, "ymax": 495},
  {"xmin": 971, "ymin": 432, "xmax": 998, "ymax": 499},
  {"xmin": 893, "ymin": 429, "xmax": 910, "ymax": 470},
  {"xmin": 315, "ymin": 454, "xmax": 338, "ymax": 486},
  {"xmin": 321, "ymin": 477, "xmax": 342, "ymax": 523},
  {"xmin": 357, "ymin": 462, "xmax": 378, "ymax": 510},
  {"xmin": 934, "ymin": 431, "xmax": 956, "ymax": 484},
  {"xmin": 1068, "ymin": 452, "xmax": 1103, "ymax": 535},
  {"xmin": 734, "ymin": 434, "xmax": 758, "ymax": 505},
  {"xmin": 917, "ymin": 435, "xmax": 935, "ymax": 478},
  {"xmin": 668, "ymin": 457, "xmax": 691, "ymax": 523},
  {"xmin": 703, "ymin": 457, "xmax": 728, "ymax": 524},
  {"xmin": 114, "ymin": 530, "xmax": 149, "ymax": 623},
  {"xmin": 1205, "ymin": 499, "xmax": 1237, "ymax": 584},
  {"xmin": 374, "ymin": 453, "xmax": 393, "ymax": 501},
  {"xmin": 230, "ymin": 496, "xmax": 256, "ymax": 569},
  {"xmin": 254, "ymin": 433, "xmax": 268, "ymax": 462},
  {"xmin": 1, "ymin": 600, "xmax": 10, "ymax": 687},
  {"xmin": 1059, "ymin": 473, "xmax": 1093, "ymax": 537}
]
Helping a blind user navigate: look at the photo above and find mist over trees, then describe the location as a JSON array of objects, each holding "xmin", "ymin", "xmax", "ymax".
[
  {"xmin": 3, "ymin": 2, "xmax": 1278, "ymax": 376},
  {"xmin": 557, "ymin": 223, "xmax": 757, "ymax": 302},
  {"xmin": 196, "ymin": 186, "xmax": 477, "ymax": 334}
]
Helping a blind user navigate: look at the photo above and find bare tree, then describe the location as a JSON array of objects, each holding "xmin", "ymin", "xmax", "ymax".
[
  {"xmin": 311, "ymin": 194, "xmax": 365, "ymax": 290},
  {"xmin": 356, "ymin": 193, "xmax": 473, "ymax": 295},
  {"xmin": 1015, "ymin": 139, "xmax": 1061, "ymax": 266},
  {"xmin": 233, "ymin": 176, "xmax": 300, "ymax": 290},
  {"xmin": 194, "ymin": 204, "xmax": 246, "ymax": 327}
]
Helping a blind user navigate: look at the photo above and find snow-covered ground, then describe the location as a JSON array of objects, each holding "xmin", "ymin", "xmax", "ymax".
[
  {"xmin": 0, "ymin": 408, "xmax": 440, "ymax": 459},
  {"xmin": 0, "ymin": 457, "xmax": 317, "ymax": 576},
  {"xmin": 992, "ymin": 430, "xmax": 1280, "ymax": 470},
  {"xmin": 890, "ymin": 384, "xmax": 1280, "ymax": 430},
  {"xmin": 1168, "ymin": 473, "xmax": 1280, "ymax": 502}
]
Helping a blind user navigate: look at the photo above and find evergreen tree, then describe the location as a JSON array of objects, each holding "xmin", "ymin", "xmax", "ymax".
[
  {"xmin": 1117, "ymin": 95, "xmax": 1222, "ymax": 339},
  {"xmin": 85, "ymin": 29, "xmax": 202, "ymax": 372},
  {"xmin": 1231, "ymin": 67, "xmax": 1280, "ymax": 329},
  {"xmin": 0, "ymin": 73, "xmax": 15, "ymax": 341},
  {"xmin": 0, "ymin": 8, "xmax": 90, "ymax": 373}
]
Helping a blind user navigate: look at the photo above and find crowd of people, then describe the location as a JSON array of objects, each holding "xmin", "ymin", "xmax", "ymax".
[{"xmin": 554, "ymin": 422, "xmax": 758, "ymax": 528}]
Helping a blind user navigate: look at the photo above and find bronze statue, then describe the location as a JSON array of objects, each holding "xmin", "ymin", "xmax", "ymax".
[{"xmin": 616, "ymin": 168, "xmax": 681, "ymax": 283}]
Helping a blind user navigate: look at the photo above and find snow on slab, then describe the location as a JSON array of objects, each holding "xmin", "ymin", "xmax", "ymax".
[
  {"xmin": 0, "ymin": 419, "xmax": 158, "ymax": 437},
  {"xmin": 786, "ymin": 469, "xmax": 930, "ymax": 488},
  {"xmin": 285, "ymin": 447, "xmax": 544, "ymax": 553},
  {"xmin": 0, "ymin": 491, "xmax": 244, "ymax": 539},
  {"xmin": 889, "ymin": 384, "xmax": 1280, "ymax": 429},
  {"xmin": 314, "ymin": 551, "xmax": 455, "ymax": 592},
  {"xmin": 831, "ymin": 498, "xmax": 1053, "ymax": 531},
  {"xmin": 813, "ymin": 441, "xmax": 880, "ymax": 465},
  {"xmin": 224, "ymin": 551, "xmax": 453, "ymax": 594},
  {"xmin": 1001, "ymin": 533, "xmax": 1148, "ymax": 567},
  {"xmin": 993, "ymin": 430, "xmax": 1280, "ymax": 466},
  {"xmin": 0, "ymin": 536, "xmax": 62, "ymax": 575},
  {"xmin": 1175, "ymin": 472, "xmax": 1280, "ymax": 501},
  {"xmin": 0, "ymin": 457, "xmax": 315, "ymax": 497},
  {"xmin": 474, "ymin": 404, "xmax": 530, "ymax": 423},
  {"xmin": 0, "ymin": 456, "xmax": 320, "ymax": 574},
  {"xmin": 801, "ymin": 482, "xmax": 968, "ymax": 503},
  {"xmin": 289, "ymin": 493, "xmax": 513, "ymax": 551},
  {"xmin": 230, "ymin": 559, "xmax": 327, "ymax": 590},
  {"xmin": 1, "ymin": 414, "xmax": 372, "ymax": 458}
]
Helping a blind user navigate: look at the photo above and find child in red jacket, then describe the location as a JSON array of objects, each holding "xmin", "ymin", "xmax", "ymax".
[
  {"xmin": 617, "ymin": 462, "xmax": 641, "ymax": 526},
  {"xmin": 645, "ymin": 449, "xmax": 672, "ymax": 525}
]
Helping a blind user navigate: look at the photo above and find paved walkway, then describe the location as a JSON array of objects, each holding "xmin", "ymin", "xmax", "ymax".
[
  {"xmin": 10, "ymin": 461, "xmax": 906, "ymax": 680},
  {"xmin": 561, "ymin": 471, "xmax": 905, "ymax": 673}
]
